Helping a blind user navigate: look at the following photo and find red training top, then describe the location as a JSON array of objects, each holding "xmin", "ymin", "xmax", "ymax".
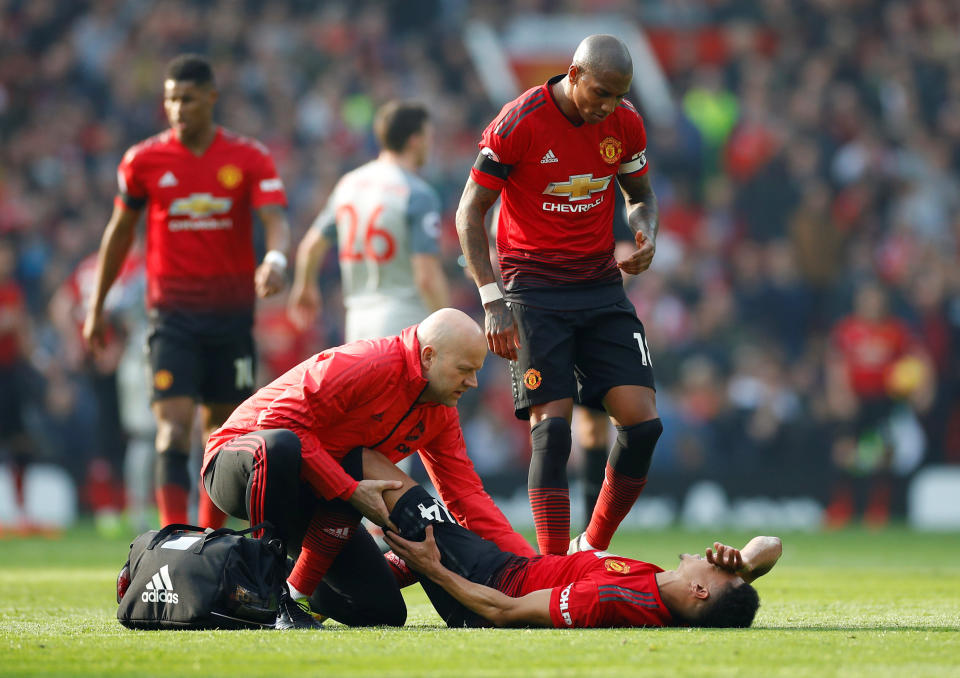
[
  {"xmin": 205, "ymin": 325, "xmax": 534, "ymax": 557},
  {"xmin": 116, "ymin": 127, "xmax": 287, "ymax": 312}
]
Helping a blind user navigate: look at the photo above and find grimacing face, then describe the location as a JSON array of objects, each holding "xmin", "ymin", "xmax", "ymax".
[
  {"xmin": 570, "ymin": 66, "xmax": 632, "ymax": 124},
  {"xmin": 163, "ymin": 79, "xmax": 216, "ymax": 140},
  {"xmin": 676, "ymin": 553, "xmax": 744, "ymax": 590}
]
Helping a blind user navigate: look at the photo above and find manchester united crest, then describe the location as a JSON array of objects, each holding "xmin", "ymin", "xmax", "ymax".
[
  {"xmin": 604, "ymin": 559, "xmax": 630, "ymax": 574},
  {"xmin": 217, "ymin": 164, "xmax": 243, "ymax": 189},
  {"xmin": 599, "ymin": 136, "xmax": 623, "ymax": 165},
  {"xmin": 523, "ymin": 369, "xmax": 542, "ymax": 390},
  {"xmin": 154, "ymin": 369, "xmax": 174, "ymax": 391}
]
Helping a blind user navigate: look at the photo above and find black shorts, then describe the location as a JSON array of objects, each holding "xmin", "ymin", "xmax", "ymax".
[
  {"xmin": 508, "ymin": 298, "xmax": 655, "ymax": 419},
  {"xmin": 147, "ymin": 309, "xmax": 256, "ymax": 404}
]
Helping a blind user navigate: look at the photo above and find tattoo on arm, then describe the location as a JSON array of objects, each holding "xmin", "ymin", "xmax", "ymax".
[
  {"xmin": 619, "ymin": 174, "xmax": 659, "ymax": 242},
  {"xmin": 456, "ymin": 180, "xmax": 501, "ymax": 286}
]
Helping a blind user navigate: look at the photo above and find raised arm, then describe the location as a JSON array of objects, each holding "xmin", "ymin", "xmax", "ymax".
[
  {"xmin": 83, "ymin": 204, "xmax": 141, "ymax": 354},
  {"xmin": 455, "ymin": 177, "xmax": 518, "ymax": 360},
  {"xmin": 385, "ymin": 526, "xmax": 552, "ymax": 627},
  {"xmin": 706, "ymin": 536, "xmax": 782, "ymax": 584}
]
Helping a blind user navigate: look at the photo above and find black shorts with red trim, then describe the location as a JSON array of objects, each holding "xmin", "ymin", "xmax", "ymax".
[
  {"xmin": 507, "ymin": 297, "xmax": 656, "ymax": 420},
  {"xmin": 146, "ymin": 309, "xmax": 255, "ymax": 404}
]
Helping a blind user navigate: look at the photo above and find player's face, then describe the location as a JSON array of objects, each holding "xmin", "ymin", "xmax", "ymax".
[
  {"xmin": 422, "ymin": 343, "xmax": 486, "ymax": 407},
  {"xmin": 163, "ymin": 79, "xmax": 216, "ymax": 140},
  {"xmin": 676, "ymin": 553, "xmax": 742, "ymax": 588},
  {"xmin": 570, "ymin": 66, "xmax": 632, "ymax": 124}
]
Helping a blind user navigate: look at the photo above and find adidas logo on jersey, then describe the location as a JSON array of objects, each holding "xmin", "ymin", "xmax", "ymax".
[
  {"xmin": 540, "ymin": 149, "xmax": 559, "ymax": 164},
  {"xmin": 159, "ymin": 171, "xmax": 178, "ymax": 187},
  {"xmin": 141, "ymin": 564, "xmax": 179, "ymax": 604}
]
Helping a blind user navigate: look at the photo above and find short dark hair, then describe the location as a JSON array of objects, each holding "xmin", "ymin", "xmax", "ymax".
[
  {"xmin": 374, "ymin": 101, "xmax": 429, "ymax": 152},
  {"xmin": 165, "ymin": 54, "xmax": 214, "ymax": 86},
  {"xmin": 695, "ymin": 582, "xmax": 760, "ymax": 628}
]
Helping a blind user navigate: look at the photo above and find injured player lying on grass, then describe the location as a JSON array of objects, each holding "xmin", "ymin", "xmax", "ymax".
[{"xmin": 360, "ymin": 449, "xmax": 782, "ymax": 629}]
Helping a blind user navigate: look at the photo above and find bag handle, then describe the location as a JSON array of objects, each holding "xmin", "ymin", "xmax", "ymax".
[
  {"xmin": 191, "ymin": 521, "xmax": 279, "ymax": 553},
  {"xmin": 146, "ymin": 523, "xmax": 211, "ymax": 550}
]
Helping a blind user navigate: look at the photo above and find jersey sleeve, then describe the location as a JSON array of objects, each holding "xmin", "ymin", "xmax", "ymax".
[
  {"xmin": 617, "ymin": 101, "xmax": 649, "ymax": 177},
  {"xmin": 310, "ymin": 202, "xmax": 338, "ymax": 245},
  {"xmin": 248, "ymin": 147, "xmax": 287, "ymax": 208},
  {"xmin": 407, "ymin": 184, "xmax": 441, "ymax": 255},
  {"xmin": 116, "ymin": 148, "xmax": 148, "ymax": 210},
  {"xmin": 549, "ymin": 581, "xmax": 602, "ymax": 628},
  {"xmin": 469, "ymin": 97, "xmax": 534, "ymax": 191},
  {"xmin": 418, "ymin": 415, "xmax": 536, "ymax": 557}
]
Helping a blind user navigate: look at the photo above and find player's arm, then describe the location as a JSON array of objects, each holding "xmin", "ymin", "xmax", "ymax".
[
  {"xmin": 254, "ymin": 204, "xmax": 291, "ymax": 298},
  {"xmin": 83, "ymin": 203, "xmax": 141, "ymax": 353},
  {"xmin": 455, "ymin": 175, "xmax": 518, "ymax": 360},
  {"xmin": 706, "ymin": 536, "xmax": 782, "ymax": 584},
  {"xmin": 411, "ymin": 253, "xmax": 450, "ymax": 311},
  {"xmin": 288, "ymin": 225, "xmax": 331, "ymax": 329},
  {"xmin": 616, "ymin": 171, "xmax": 659, "ymax": 275},
  {"xmin": 385, "ymin": 525, "xmax": 553, "ymax": 627}
]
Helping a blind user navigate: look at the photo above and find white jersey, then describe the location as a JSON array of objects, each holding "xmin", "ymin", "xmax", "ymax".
[{"xmin": 313, "ymin": 159, "xmax": 442, "ymax": 342}]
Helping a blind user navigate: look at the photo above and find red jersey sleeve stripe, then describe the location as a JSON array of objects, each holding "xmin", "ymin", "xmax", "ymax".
[{"xmin": 494, "ymin": 91, "xmax": 547, "ymax": 138}]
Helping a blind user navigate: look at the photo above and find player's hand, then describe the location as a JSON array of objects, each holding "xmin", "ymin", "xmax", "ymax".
[
  {"xmin": 287, "ymin": 282, "xmax": 320, "ymax": 330},
  {"xmin": 616, "ymin": 230, "xmax": 655, "ymax": 275},
  {"xmin": 347, "ymin": 479, "xmax": 403, "ymax": 532},
  {"xmin": 383, "ymin": 525, "xmax": 443, "ymax": 576},
  {"xmin": 82, "ymin": 310, "xmax": 107, "ymax": 355},
  {"xmin": 484, "ymin": 298, "xmax": 521, "ymax": 361},
  {"xmin": 255, "ymin": 260, "xmax": 287, "ymax": 298},
  {"xmin": 705, "ymin": 542, "xmax": 745, "ymax": 575}
]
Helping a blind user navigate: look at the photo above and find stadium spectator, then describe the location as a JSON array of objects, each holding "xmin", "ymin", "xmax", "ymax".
[
  {"xmin": 202, "ymin": 308, "xmax": 534, "ymax": 628},
  {"xmin": 82, "ymin": 54, "xmax": 291, "ymax": 529},
  {"xmin": 457, "ymin": 34, "xmax": 662, "ymax": 555}
]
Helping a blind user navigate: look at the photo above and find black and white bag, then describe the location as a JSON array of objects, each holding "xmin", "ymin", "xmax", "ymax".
[{"xmin": 116, "ymin": 522, "xmax": 286, "ymax": 630}]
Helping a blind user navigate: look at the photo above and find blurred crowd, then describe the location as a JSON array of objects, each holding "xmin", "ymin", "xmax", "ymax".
[{"xmin": 1, "ymin": 0, "xmax": 958, "ymax": 529}]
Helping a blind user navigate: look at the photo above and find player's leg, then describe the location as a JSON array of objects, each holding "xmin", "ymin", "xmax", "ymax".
[
  {"xmin": 575, "ymin": 300, "xmax": 661, "ymax": 551},
  {"xmin": 510, "ymin": 303, "xmax": 578, "ymax": 555},
  {"xmin": 308, "ymin": 522, "xmax": 407, "ymax": 627},
  {"xmin": 196, "ymin": 328, "xmax": 257, "ymax": 528},
  {"xmin": 147, "ymin": 317, "xmax": 202, "ymax": 526},
  {"xmin": 574, "ymin": 405, "xmax": 610, "ymax": 530}
]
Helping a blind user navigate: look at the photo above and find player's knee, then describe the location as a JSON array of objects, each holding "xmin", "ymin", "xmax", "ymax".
[
  {"xmin": 155, "ymin": 421, "xmax": 192, "ymax": 453},
  {"xmin": 610, "ymin": 418, "xmax": 663, "ymax": 478},
  {"xmin": 530, "ymin": 417, "xmax": 572, "ymax": 461},
  {"xmin": 260, "ymin": 429, "xmax": 302, "ymax": 477}
]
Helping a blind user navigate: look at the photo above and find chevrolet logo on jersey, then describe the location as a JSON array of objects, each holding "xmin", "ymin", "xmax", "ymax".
[
  {"xmin": 169, "ymin": 193, "xmax": 232, "ymax": 219},
  {"xmin": 542, "ymin": 174, "xmax": 612, "ymax": 201}
]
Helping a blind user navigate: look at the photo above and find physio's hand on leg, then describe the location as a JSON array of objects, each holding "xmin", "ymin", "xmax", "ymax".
[{"xmin": 347, "ymin": 479, "xmax": 402, "ymax": 532}]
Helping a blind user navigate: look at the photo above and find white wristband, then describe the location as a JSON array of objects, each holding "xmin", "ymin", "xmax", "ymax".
[
  {"xmin": 478, "ymin": 282, "xmax": 503, "ymax": 305},
  {"xmin": 264, "ymin": 250, "xmax": 288, "ymax": 270}
]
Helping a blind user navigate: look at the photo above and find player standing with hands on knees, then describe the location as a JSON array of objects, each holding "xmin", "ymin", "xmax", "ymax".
[
  {"xmin": 456, "ymin": 34, "xmax": 662, "ymax": 555},
  {"xmin": 84, "ymin": 54, "xmax": 291, "ymax": 529}
]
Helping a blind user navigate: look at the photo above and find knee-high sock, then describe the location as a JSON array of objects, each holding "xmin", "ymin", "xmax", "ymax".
[
  {"xmin": 527, "ymin": 417, "xmax": 572, "ymax": 555},
  {"xmin": 197, "ymin": 481, "xmax": 227, "ymax": 529},
  {"xmin": 154, "ymin": 449, "xmax": 190, "ymax": 526},
  {"xmin": 585, "ymin": 419, "xmax": 662, "ymax": 550},
  {"xmin": 582, "ymin": 444, "xmax": 607, "ymax": 530},
  {"xmin": 287, "ymin": 510, "xmax": 360, "ymax": 597}
]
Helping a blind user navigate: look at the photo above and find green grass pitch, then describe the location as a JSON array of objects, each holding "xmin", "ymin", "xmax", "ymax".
[{"xmin": 1, "ymin": 525, "xmax": 958, "ymax": 677}]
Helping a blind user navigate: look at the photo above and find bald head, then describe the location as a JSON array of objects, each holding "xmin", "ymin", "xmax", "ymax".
[
  {"xmin": 572, "ymin": 34, "xmax": 633, "ymax": 79},
  {"xmin": 416, "ymin": 309, "xmax": 487, "ymax": 406}
]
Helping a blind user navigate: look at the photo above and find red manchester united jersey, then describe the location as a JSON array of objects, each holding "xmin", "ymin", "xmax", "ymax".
[
  {"xmin": 831, "ymin": 316, "xmax": 912, "ymax": 398},
  {"xmin": 471, "ymin": 75, "xmax": 648, "ymax": 293},
  {"xmin": 505, "ymin": 550, "xmax": 672, "ymax": 628},
  {"xmin": 116, "ymin": 127, "xmax": 287, "ymax": 312}
]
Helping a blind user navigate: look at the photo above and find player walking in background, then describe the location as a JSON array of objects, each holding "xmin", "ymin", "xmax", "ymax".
[
  {"xmin": 456, "ymin": 34, "xmax": 662, "ymax": 555},
  {"xmin": 83, "ymin": 54, "xmax": 291, "ymax": 528},
  {"xmin": 289, "ymin": 100, "xmax": 449, "ymax": 341}
]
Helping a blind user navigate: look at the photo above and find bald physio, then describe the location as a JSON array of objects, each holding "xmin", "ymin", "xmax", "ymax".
[{"xmin": 417, "ymin": 308, "xmax": 488, "ymax": 408}]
